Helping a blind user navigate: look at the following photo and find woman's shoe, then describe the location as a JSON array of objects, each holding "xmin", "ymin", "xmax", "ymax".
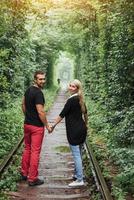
[
  {"xmin": 68, "ymin": 180, "xmax": 84, "ymax": 187},
  {"xmin": 72, "ymin": 175, "xmax": 77, "ymax": 181}
]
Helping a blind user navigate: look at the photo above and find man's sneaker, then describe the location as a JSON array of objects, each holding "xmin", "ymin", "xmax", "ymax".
[
  {"xmin": 28, "ymin": 178, "xmax": 44, "ymax": 186},
  {"xmin": 21, "ymin": 175, "xmax": 27, "ymax": 181},
  {"xmin": 20, "ymin": 173, "xmax": 27, "ymax": 181},
  {"xmin": 68, "ymin": 180, "xmax": 84, "ymax": 187}
]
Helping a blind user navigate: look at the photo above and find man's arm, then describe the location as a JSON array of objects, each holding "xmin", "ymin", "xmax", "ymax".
[
  {"xmin": 36, "ymin": 104, "xmax": 51, "ymax": 131},
  {"xmin": 22, "ymin": 97, "xmax": 26, "ymax": 114}
]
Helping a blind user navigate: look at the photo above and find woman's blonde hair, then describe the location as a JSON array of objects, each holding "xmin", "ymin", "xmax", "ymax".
[{"xmin": 70, "ymin": 79, "xmax": 86, "ymax": 113}]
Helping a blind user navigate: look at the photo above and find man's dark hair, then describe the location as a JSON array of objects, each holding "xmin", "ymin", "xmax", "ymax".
[{"xmin": 34, "ymin": 70, "xmax": 45, "ymax": 80}]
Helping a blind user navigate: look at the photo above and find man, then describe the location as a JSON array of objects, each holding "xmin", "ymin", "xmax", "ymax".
[
  {"xmin": 57, "ymin": 78, "xmax": 60, "ymax": 85},
  {"xmin": 21, "ymin": 70, "xmax": 51, "ymax": 186}
]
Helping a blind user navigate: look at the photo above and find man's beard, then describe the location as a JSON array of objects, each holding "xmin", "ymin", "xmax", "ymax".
[{"xmin": 38, "ymin": 83, "xmax": 44, "ymax": 89}]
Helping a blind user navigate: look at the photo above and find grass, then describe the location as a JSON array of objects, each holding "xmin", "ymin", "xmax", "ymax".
[{"xmin": 54, "ymin": 145, "xmax": 70, "ymax": 153}]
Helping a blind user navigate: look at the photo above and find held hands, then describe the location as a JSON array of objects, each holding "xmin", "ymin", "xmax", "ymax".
[
  {"xmin": 46, "ymin": 124, "xmax": 55, "ymax": 134},
  {"xmin": 47, "ymin": 116, "xmax": 61, "ymax": 134},
  {"xmin": 49, "ymin": 125, "xmax": 55, "ymax": 134},
  {"xmin": 46, "ymin": 125, "xmax": 52, "ymax": 133}
]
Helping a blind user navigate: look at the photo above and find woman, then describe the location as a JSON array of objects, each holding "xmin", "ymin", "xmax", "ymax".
[{"xmin": 51, "ymin": 79, "xmax": 88, "ymax": 187}]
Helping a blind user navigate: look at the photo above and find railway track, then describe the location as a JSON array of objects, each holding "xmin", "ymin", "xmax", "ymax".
[
  {"xmin": 0, "ymin": 136, "xmax": 23, "ymax": 176},
  {"xmin": 83, "ymin": 142, "xmax": 113, "ymax": 200},
  {"xmin": 0, "ymin": 90, "xmax": 113, "ymax": 200}
]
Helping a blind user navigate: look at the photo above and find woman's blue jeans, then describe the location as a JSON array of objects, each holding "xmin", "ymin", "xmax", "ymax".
[{"xmin": 70, "ymin": 144, "xmax": 83, "ymax": 181}]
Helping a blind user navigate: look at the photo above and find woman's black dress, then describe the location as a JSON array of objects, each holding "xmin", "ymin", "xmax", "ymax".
[{"xmin": 59, "ymin": 95, "xmax": 87, "ymax": 145}]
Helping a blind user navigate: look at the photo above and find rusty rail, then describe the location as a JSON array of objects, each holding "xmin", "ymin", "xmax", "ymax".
[
  {"xmin": 84, "ymin": 142, "xmax": 113, "ymax": 200},
  {"xmin": 0, "ymin": 136, "xmax": 23, "ymax": 176}
]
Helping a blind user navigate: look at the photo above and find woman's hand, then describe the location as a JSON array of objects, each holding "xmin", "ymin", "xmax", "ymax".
[
  {"xmin": 46, "ymin": 124, "xmax": 52, "ymax": 133},
  {"xmin": 47, "ymin": 124, "xmax": 56, "ymax": 134}
]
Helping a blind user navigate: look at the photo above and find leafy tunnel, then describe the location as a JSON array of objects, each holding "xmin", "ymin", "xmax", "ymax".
[{"xmin": 0, "ymin": 0, "xmax": 134, "ymax": 199}]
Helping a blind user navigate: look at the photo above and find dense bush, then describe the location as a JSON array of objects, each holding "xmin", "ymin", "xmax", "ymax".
[{"xmin": 0, "ymin": 0, "xmax": 58, "ymax": 108}]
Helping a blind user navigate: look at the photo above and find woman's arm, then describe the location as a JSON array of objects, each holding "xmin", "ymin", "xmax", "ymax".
[
  {"xmin": 52, "ymin": 116, "xmax": 63, "ymax": 129},
  {"xmin": 50, "ymin": 99, "xmax": 71, "ymax": 132}
]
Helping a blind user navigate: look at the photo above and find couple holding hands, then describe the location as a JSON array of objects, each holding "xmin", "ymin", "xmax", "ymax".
[{"xmin": 21, "ymin": 70, "xmax": 88, "ymax": 187}]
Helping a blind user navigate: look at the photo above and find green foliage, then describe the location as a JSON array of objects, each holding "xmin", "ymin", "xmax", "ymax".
[
  {"xmin": 55, "ymin": 146, "xmax": 70, "ymax": 153},
  {"xmin": 0, "ymin": 155, "xmax": 21, "ymax": 191},
  {"xmin": 112, "ymin": 185, "xmax": 126, "ymax": 200},
  {"xmin": 0, "ymin": 193, "xmax": 9, "ymax": 200},
  {"xmin": 110, "ymin": 147, "xmax": 134, "ymax": 194},
  {"xmin": 0, "ymin": 0, "xmax": 31, "ymax": 106},
  {"xmin": 44, "ymin": 85, "xmax": 59, "ymax": 111},
  {"xmin": 113, "ymin": 106, "xmax": 134, "ymax": 146},
  {"xmin": 0, "ymin": 0, "xmax": 57, "ymax": 108},
  {"xmin": 115, "ymin": 167, "xmax": 134, "ymax": 193},
  {"xmin": 0, "ymin": 99, "xmax": 23, "ymax": 163}
]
